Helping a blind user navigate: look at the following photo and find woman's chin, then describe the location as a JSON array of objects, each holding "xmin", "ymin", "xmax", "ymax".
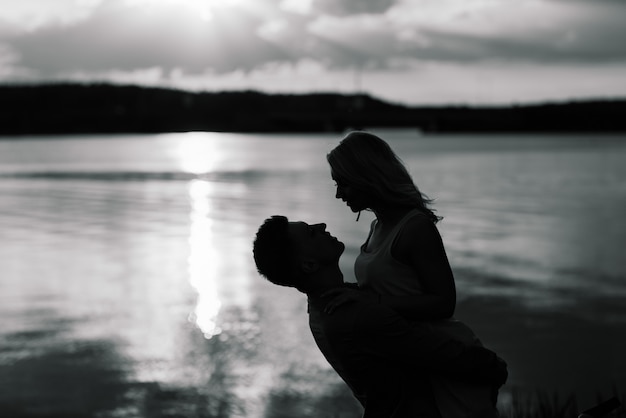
[{"xmin": 349, "ymin": 205, "xmax": 366, "ymax": 213}]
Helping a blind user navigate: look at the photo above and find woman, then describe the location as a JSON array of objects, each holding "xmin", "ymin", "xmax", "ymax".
[{"xmin": 325, "ymin": 131, "xmax": 500, "ymax": 418}]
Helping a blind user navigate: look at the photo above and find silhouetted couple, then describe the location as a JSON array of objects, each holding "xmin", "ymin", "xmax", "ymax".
[
  {"xmin": 253, "ymin": 132, "xmax": 508, "ymax": 417},
  {"xmin": 254, "ymin": 216, "xmax": 506, "ymax": 416}
]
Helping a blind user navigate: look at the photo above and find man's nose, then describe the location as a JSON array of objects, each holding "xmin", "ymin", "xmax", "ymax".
[{"xmin": 315, "ymin": 223, "xmax": 326, "ymax": 231}]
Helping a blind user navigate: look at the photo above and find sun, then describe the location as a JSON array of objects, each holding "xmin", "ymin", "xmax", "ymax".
[{"xmin": 123, "ymin": 0, "xmax": 246, "ymax": 21}]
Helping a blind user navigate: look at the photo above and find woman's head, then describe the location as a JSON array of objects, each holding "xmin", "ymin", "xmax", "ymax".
[{"xmin": 327, "ymin": 131, "xmax": 440, "ymax": 223}]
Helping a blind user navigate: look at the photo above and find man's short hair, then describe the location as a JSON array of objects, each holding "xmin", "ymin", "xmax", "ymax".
[{"xmin": 252, "ymin": 215, "xmax": 298, "ymax": 288}]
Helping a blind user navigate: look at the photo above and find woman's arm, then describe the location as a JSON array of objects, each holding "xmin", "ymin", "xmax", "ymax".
[{"xmin": 385, "ymin": 215, "xmax": 456, "ymax": 321}]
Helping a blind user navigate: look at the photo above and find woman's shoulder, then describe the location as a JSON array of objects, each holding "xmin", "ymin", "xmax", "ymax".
[
  {"xmin": 401, "ymin": 210, "xmax": 436, "ymax": 232},
  {"xmin": 395, "ymin": 211, "xmax": 441, "ymax": 247}
]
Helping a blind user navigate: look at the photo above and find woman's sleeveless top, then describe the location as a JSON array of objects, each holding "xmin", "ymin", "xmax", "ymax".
[{"xmin": 355, "ymin": 209, "xmax": 426, "ymax": 295}]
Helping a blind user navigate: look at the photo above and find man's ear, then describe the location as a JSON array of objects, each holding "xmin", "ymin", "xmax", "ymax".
[{"xmin": 299, "ymin": 257, "xmax": 320, "ymax": 274}]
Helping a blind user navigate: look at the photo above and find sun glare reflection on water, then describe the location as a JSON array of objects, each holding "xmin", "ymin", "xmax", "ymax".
[
  {"xmin": 187, "ymin": 179, "xmax": 223, "ymax": 339},
  {"xmin": 175, "ymin": 132, "xmax": 251, "ymax": 340}
]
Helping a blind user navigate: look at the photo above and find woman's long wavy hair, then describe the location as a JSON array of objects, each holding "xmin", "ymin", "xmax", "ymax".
[{"xmin": 327, "ymin": 131, "xmax": 441, "ymax": 223}]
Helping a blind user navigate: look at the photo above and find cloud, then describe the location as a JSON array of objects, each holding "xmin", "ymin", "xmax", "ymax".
[
  {"xmin": 312, "ymin": 0, "xmax": 396, "ymax": 16},
  {"xmin": 388, "ymin": 0, "xmax": 626, "ymax": 63},
  {"xmin": 279, "ymin": 0, "xmax": 314, "ymax": 15},
  {"xmin": 1, "ymin": 0, "xmax": 626, "ymax": 104},
  {"xmin": 0, "ymin": 0, "xmax": 103, "ymax": 34},
  {"xmin": 8, "ymin": 0, "xmax": 291, "ymax": 75}
]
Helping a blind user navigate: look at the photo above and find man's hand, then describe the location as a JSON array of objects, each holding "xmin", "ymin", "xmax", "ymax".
[{"xmin": 322, "ymin": 288, "xmax": 379, "ymax": 314}]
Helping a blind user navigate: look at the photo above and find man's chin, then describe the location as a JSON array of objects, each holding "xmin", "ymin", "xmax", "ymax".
[{"xmin": 335, "ymin": 242, "xmax": 346, "ymax": 261}]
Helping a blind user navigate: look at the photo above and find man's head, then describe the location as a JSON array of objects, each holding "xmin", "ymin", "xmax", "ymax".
[{"xmin": 252, "ymin": 215, "xmax": 345, "ymax": 292}]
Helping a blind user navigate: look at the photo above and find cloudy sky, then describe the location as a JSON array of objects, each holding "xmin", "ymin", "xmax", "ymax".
[{"xmin": 1, "ymin": 0, "xmax": 626, "ymax": 105}]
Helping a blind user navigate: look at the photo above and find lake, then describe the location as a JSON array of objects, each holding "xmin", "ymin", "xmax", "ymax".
[{"xmin": 1, "ymin": 130, "xmax": 625, "ymax": 417}]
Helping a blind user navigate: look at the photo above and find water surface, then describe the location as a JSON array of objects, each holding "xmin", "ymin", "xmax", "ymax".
[{"xmin": 1, "ymin": 131, "xmax": 625, "ymax": 416}]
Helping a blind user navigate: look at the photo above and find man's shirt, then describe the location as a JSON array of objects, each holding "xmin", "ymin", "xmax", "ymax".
[{"xmin": 307, "ymin": 292, "xmax": 506, "ymax": 416}]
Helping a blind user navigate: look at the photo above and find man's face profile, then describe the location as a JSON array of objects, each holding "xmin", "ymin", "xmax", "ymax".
[{"xmin": 287, "ymin": 222, "xmax": 344, "ymax": 270}]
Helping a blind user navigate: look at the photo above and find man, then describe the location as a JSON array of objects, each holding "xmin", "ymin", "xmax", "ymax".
[{"xmin": 252, "ymin": 215, "xmax": 507, "ymax": 417}]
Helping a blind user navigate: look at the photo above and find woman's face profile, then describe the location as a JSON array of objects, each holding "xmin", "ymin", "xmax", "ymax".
[{"xmin": 332, "ymin": 171, "xmax": 370, "ymax": 213}]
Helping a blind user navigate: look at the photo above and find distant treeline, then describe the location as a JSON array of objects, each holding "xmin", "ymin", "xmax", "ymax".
[{"xmin": 1, "ymin": 83, "xmax": 626, "ymax": 135}]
